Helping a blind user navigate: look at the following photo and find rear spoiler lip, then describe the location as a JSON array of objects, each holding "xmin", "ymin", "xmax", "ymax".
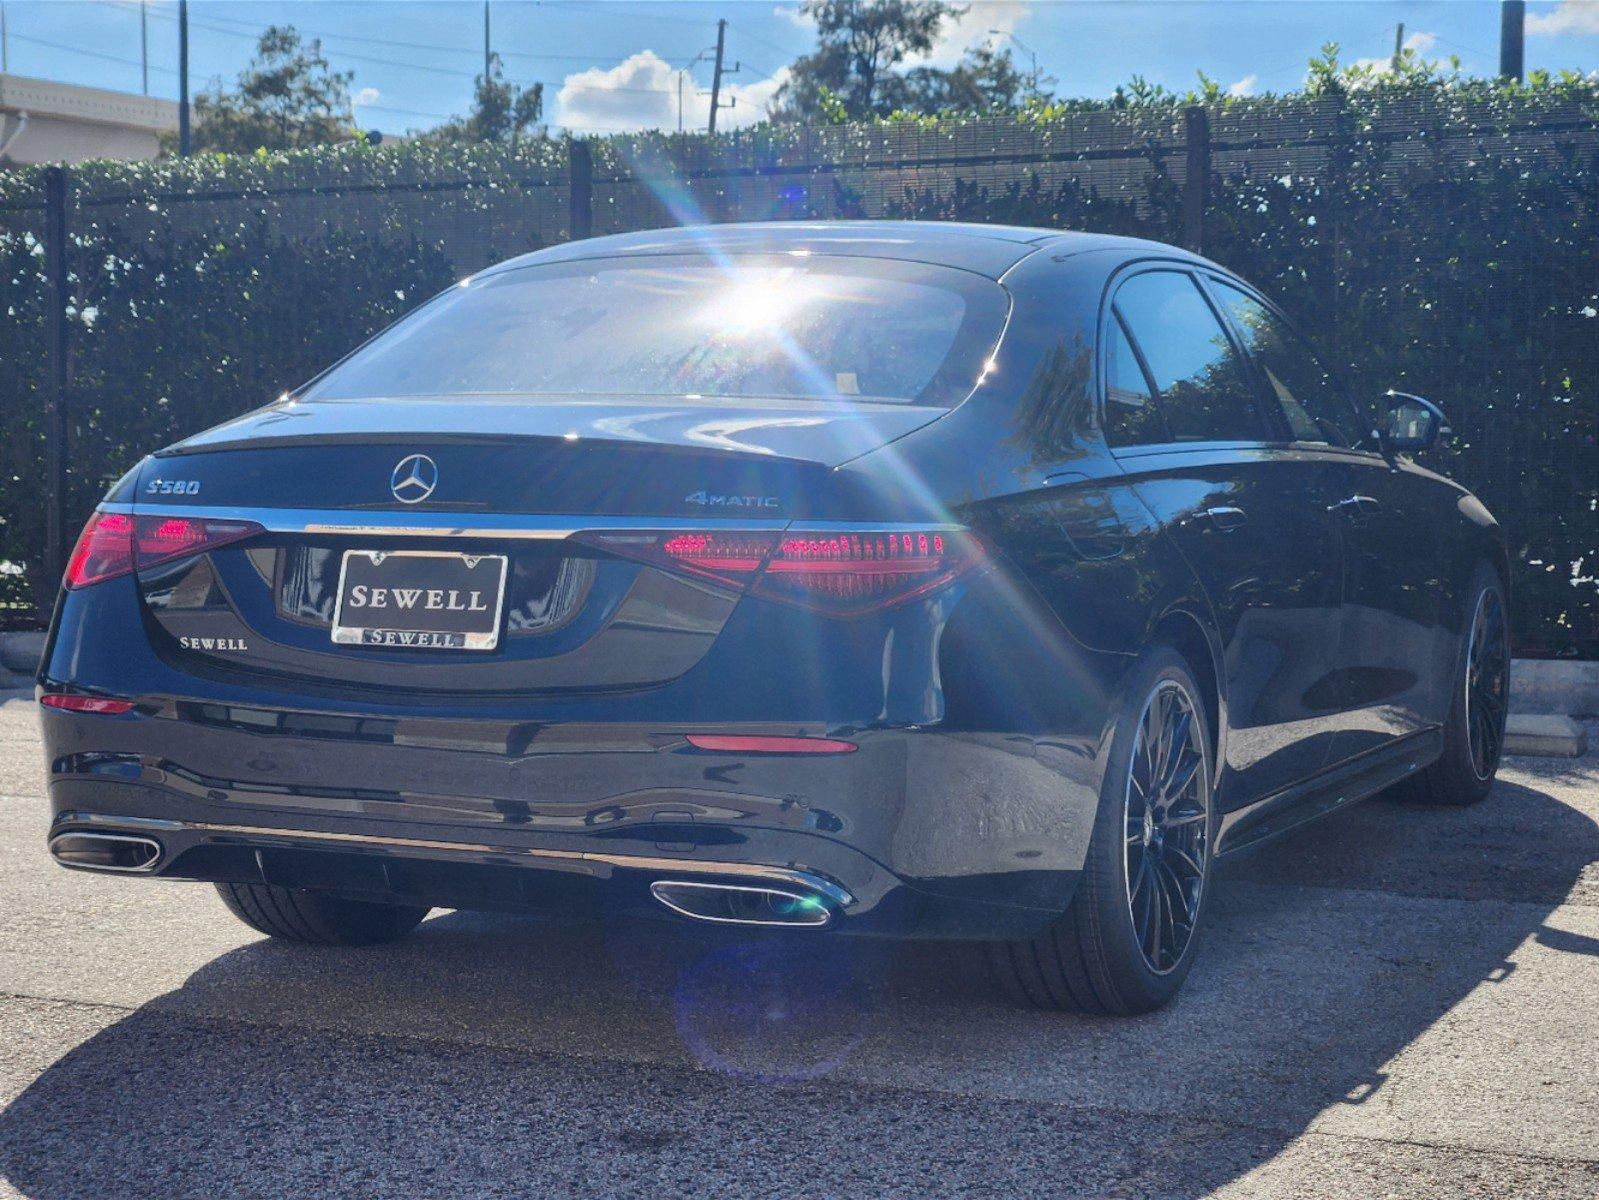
[{"xmin": 98, "ymin": 502, "xmax": 963, "ymax": 542}]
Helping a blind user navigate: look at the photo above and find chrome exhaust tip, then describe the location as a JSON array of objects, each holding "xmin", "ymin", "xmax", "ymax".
[
  {"xmin": 49, "ymin": 832, "xmax": 163, "ymax": 874},
  {"xmin": 650, "ymin": 880, "xmax": 835, "ymax": 928}
]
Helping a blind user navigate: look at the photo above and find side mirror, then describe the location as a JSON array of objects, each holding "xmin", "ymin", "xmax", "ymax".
[{"xmin": 1379, "ymin": 391, "xmax": 1451, "ymax": 454}]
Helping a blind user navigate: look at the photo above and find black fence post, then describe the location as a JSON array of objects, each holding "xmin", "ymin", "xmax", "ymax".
[
  {"xmin": 1182, "ymin": 105, "xmax": 1210, "ymax": 255},
  {"xmin": 42, "ymin": 165, "xmax": 69, "ymax": 608},
  {"xmin": 569, "ymin": 139, "xmax": 593, "ymax": 242}
]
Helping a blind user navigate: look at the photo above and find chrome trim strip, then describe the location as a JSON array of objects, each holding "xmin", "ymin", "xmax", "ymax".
[
  {"xmin": 51, "ymin": 812, "xmax": 856, "ymax": 908},
  {"xmin": 100, "ymin": 503, "xmax": 791, "ymax": 539},
  {"xmin": 785, "ymin": 519, "xmax": 965, "ymax": 533},
  {"xmin": 99, "ymin": 502, "xmax": 963, "ymax": 540}
]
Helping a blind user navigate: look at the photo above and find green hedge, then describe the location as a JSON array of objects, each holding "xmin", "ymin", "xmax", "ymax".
[{"xmin": 1, "ymin": 90, "xmax": 1595, "ymax": 655}]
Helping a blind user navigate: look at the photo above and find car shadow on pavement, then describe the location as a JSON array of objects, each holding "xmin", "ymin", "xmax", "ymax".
[{"xmin": 1, "ymin": 776, "xmax": 1595, "ymax": 1198}]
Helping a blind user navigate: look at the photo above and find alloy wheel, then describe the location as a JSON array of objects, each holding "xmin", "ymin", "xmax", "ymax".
[
  {"xmin": 1124, "ymin": 679, "xmax": 1211, "ymax": 975},
  {"xmin": 1464, "ymin": 587, "xmax": 1509, "ymax": 781}
]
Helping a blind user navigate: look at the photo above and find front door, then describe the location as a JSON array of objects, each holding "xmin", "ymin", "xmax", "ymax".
[
  {"xmin": 1204, "ymin": 277, "xmax": 1445, "ymax": 768},
  {"xmin": 1106, "ymin": 267, "xmax": 1346, "ymax": 811},
  {"xmin": 1318, "ymin": 451, "xmax": 1451, "ymax": 762}
]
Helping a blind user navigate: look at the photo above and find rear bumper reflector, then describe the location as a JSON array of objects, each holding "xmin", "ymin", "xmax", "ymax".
[
  {"xmin": 684, "ymin": 734, "xmax": 857, "ymax": 755},
  {"xmin": 40, "ymin": 694, "xmax": 136, "ymax": 715}
]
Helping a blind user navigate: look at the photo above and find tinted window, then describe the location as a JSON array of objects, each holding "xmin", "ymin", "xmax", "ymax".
[
  {"xmin": 307, "ymin": 255, "xmax": 1008, "ymax": 408},
  {"xmin": 1113, "ymin": 271, "xmax": 1263, "ymax": 442},
  {"xmin": 1211, "ymin": 280, "xmax": 1364, "ymax": 447},
  {"xmin": 1104, "ymin": 310, "xmax": 1168, "ymax": 445}
]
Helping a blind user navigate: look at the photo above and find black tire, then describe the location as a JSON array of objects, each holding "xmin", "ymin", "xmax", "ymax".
[
  {"xmin": 988, "ymin": 645, "xmax": 1216, "ymax": 1015},
  {"xmin": 1398, "ymin": 565, "xmax": 1509, "ymax": 807},
  {"xmin": 215, "ymin": 882, "xmax": 429, "ymax": 946}
]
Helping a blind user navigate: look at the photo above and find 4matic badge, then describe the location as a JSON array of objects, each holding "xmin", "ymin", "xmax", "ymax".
[{"xmin": 683, "ymin": 491, "xmax": 779, "ymax": 509}]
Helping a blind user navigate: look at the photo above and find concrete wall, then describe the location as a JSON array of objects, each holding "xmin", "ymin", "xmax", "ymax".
[{"xmin": 0, "ymin": 73, "xmax": 177, "ymax": 166}]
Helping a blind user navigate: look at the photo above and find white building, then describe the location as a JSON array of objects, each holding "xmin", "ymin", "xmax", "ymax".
[{"xmin": 0, "ymin": 73, "xmax": 178, "ymax": 166}]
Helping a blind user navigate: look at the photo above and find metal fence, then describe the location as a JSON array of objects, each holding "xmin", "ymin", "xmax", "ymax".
[{"xmin": 2, "ymin": 92, "xmax": 1596, "ymax": 653}]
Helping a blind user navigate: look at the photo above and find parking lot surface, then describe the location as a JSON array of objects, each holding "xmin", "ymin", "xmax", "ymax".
[{"xmin": 0, "ymin": 689, "xmax": 1594, "ymax": 1198}]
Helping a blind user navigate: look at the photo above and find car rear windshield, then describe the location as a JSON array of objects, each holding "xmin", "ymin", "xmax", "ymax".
[{"xmin": 305, "ymin": 254, "xmax": 1009, "ymax": 407}]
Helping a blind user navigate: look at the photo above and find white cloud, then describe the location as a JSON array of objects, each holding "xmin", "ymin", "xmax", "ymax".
[
  {"xmin": 773, "ymin": 4, "xmax": 812, "ymax": 30},
  {"xmin": 352, "ymin": 86, "xmax": 382, "ymax": 107},
  {"xmin": 767, "ymin": 1, "xmax": 1032, "ymax": 74},
  {"xmin": 555, "ymin": 51, "xmax": 789, "ymax": 135},
  {"xmin": 1527, "ymin": 0, "xmax": 1599, "ymax": 36},
  {"xmin": 1227, "ymin": 74, "xmax": 1257, "ymax": 97},
  {"xmin": 913, "ymin": 0, "xmax": 1032, "ymax": 69}
]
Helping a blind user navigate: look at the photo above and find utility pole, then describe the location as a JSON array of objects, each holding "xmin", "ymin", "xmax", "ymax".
[
  {"xmin": 989, "ymin": 29, "xmax": 1040, "ymax": 96},
  {"xmin": 484, "ymin": 1, "xmax": 492, "ymax": 82},
  {"xmin": 2, "ymin": 1, "xmax": 9, "ymax": 75},
  {"xmin": 708, "ymin": 18, "xmax": 727, "ymax": 134},
  {"xmin": 677, "ymin": 46, "xmax": 715, "ymax": 134},
  {"xmin": 1392, "ymin": 22, "xmax": 1404, "ymax": 72},
  {"xmin": 178, "ymin": 0, "xmax": 190, "ymax": 155},
  {"xmin": 1499, "ymin": 0, "xmax": 1525, "ymax": 82},
  {"xmin": 141, "ymin": 1, "xmax": 149, "ymax": 95}
]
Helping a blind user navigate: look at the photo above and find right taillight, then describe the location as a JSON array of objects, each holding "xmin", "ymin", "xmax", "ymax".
[
  {"xmin": 575, "ymin": 526, "xmax": 982, "ymax": 617},
  {"xmin": 64, "ymin": 510, "xmax": 262, "ymax": 589},
  {"xmin": 754, "ymin": 529, "xmax": 984, "ymax": 615}
]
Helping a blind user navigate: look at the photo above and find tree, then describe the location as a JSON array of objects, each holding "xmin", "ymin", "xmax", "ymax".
[
  {"xmin": 188, "ymin": 26, "xmax": 356, "ymax": 154},
  {"xmin": 772, "ymin": 0, "xmax": 961, "ymax": 122},
  {"xmin": 422, "ymin": 53, "xmax": 545, "ymax": 144},
  {"xmin": 899, "ymin": 43, "xmax": 1050, "ymax": 114}
]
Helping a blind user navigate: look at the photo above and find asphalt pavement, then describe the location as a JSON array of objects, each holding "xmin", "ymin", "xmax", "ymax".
[{"xmin": 0, "ymin": 688, "xmax": 1594, "ymax": 1199}]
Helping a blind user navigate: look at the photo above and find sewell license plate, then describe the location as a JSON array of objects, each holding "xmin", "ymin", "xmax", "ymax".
[{"xmin": 331, "ymin": 550, "xmax": 508, "ymax": 650}]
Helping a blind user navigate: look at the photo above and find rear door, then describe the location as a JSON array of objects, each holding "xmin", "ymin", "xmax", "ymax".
[
  {"xmin": 1207, "ymin": 278, "xmax": 1447, "ymax": 763},
  {"xmin": 1106, "ymin": 267, "xmax": 1347, "ymax": 810}
]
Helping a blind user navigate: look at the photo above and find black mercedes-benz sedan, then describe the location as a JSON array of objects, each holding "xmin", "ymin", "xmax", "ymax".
[{"xmin": 39, "ymin": 221, "xmax": 1509, "ymax": 1013}]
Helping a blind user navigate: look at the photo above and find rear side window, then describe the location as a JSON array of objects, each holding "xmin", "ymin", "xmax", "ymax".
[
  {"xmin": 1110, "ymin": 271, "xmax": 1264, "ymax": 443},
  {"xmin": 1210, "ymin": 280, "xmax": 1365, "ymax": 448},
  {"xmin": 1104, "ymin": 311, "xmax": 1168, "ymax": 445}
]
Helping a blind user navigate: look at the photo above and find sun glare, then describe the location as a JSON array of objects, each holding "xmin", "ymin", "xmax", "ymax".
[{"xmin": 697, "ymin": 269, "xmax": 818, "ymax": 336}]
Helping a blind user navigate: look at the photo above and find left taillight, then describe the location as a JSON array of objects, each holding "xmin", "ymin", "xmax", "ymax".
[{"xmin": 64, "ymin": 510, "xmax": 263, "ymax": 589}]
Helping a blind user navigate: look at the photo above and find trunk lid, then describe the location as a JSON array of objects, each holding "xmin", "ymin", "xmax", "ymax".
[{"xmin": 133, "ymin": 396, "xmax": 937, "ymax": 697}]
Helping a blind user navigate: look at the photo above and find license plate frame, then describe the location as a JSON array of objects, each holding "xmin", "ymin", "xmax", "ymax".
[{"xmin": 331, "ymin": 549, "xmax": 508, "ymax": 651}]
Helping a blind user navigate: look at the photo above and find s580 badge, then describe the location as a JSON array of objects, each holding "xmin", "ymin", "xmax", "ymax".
[{"xmin": 146, "ymin": 479, "xmax": 201, "ymax": 496}]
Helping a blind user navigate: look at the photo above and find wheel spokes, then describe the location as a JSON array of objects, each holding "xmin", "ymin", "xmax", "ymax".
[
  {"xmin": 1465, "ymin": 589, "xmax": 1509, "ymax": 779},
  {"xmin": 1123, "ymin": 679, "xmax": 1211, "ymax": 976}
]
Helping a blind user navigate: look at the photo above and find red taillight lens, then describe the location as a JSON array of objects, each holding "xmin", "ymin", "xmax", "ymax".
[
  {"xmin": 755, "ymin": 529, "xmax": 984, "ymax": 615},
  {"xmin": 685, "ymin": 734, "xmax": 857, "ymax": 755},
  {"xmin": 64, "ymin": 511, "xmax": 262, "ymax": 589},
  {"xmin": 576, "ymin": 526, "xmax": 982, "ymax": 617},
  {"xmin": 63, "ymin": 512, "xmax": 136, "ymax": 589},
  {"xmin": 40, "ymin": 694, "xmax": 135, "ymax": 714},
  {"xmin": 573, "ymin": 530, "xmax": 779, "ymax": 589}
]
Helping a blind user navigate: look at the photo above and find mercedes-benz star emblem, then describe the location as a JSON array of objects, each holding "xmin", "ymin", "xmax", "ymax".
[{"xmin": 390, "ymin": 453, "xmax": 438, "ymax": 504}]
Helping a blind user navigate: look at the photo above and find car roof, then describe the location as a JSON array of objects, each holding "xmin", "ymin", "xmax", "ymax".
[{"xmin": 480, "ymin": 220, "xmax": 1203, "ymax": 281}]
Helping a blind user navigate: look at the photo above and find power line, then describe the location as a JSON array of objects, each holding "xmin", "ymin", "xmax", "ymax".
[
  {"xmin": 552, "ymin": 3, "xmax": 715, "ymax": 29},
  {"xmin": 136, "ymin": 5, "xmax": 707, "ymax": 96},
  {"xmin": 726, "ymin": 21, "xmax": 796, "ymax": 59},
  {"xmin": 9, "ymin": 30, "xmax": 177, "ymax": 75},
  {"xmin": 128, "ymin": 2, "xmax": 703, "ymax": 67}
]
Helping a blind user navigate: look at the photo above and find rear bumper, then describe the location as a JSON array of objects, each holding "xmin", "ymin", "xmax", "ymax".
[{"xmin": 42, "ymin": 703, "xmax": 1100, "ymax": 940}]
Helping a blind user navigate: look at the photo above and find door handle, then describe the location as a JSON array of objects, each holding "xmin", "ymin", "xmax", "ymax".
[
  {"xmin": 1327, "ymin": 495, "xmax": 1379, "ymax": 521},
  {"xmin": 1193, "ymin": 505, "xmax": 1247, "ymax": 532}
]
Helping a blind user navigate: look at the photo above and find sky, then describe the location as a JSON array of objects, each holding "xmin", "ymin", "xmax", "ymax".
[{"xmin": 1, "ymin": 0, "xmax": 1596, "ymax": 137}]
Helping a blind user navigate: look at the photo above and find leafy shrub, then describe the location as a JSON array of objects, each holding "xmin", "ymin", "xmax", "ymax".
[{"xmin": 0, "ymin": 89, "xmax": 1594, "ymax": 655}]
